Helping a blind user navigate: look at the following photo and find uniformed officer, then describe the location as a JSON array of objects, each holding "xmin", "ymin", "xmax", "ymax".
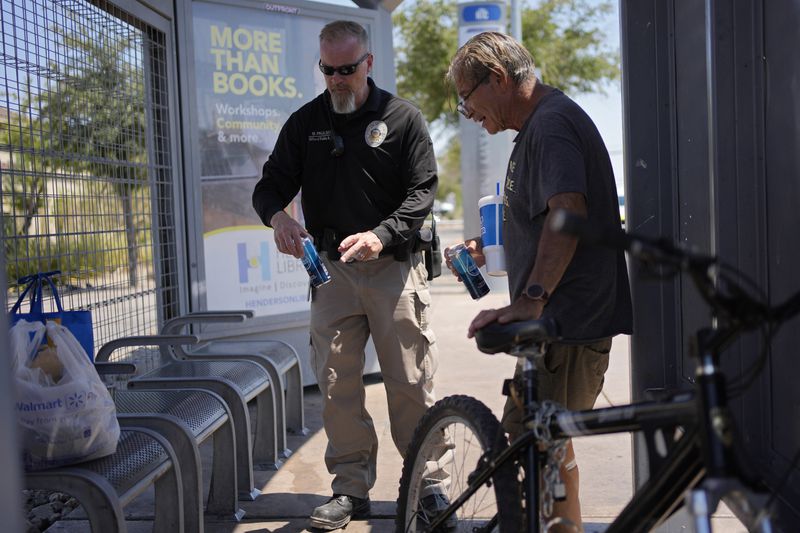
[{"xmin": 252, "ymin": 20, "xmax": 446, "ymax": 530}]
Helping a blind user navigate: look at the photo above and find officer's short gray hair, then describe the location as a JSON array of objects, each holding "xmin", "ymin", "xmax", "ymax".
[
  {"xmin": 319, "ymin": 20, "xmax": 369, "ymax": 50},
  {"xmin": 447, "ymin": 32, "xmax": 536, "ymax": 89}
]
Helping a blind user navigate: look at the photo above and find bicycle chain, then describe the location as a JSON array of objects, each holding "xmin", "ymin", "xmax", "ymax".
[{"xmin": 533, "ymin": 401, "xmax": 569, "ymax": 525}]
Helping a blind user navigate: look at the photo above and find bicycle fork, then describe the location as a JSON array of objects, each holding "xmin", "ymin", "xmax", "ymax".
[
  {"xmin": 689, "ymin": 327, "xmax": 775, "ymax": 532},
  {"xmin": 687, "ymin": 480, "xmax": 774, "ymax": 533}
]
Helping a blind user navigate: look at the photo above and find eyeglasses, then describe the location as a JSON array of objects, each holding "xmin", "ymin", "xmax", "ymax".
[
  {"xmin": 318, "ymin": 53, "xmax": 370, "ymax": 76},
  {"xmin": 456, "ymin": 72, "xmax": 490, "ymax": 117}
]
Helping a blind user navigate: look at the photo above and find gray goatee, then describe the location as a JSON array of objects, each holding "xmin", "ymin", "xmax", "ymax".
[{"xmin": 330, "ymin": 89, "xmax": 356, "ymax": 114}]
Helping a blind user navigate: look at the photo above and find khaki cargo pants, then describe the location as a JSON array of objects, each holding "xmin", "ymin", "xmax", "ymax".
[{"xmin": 310, "ymin": 252, "xmax": 438, "ymax": 499}]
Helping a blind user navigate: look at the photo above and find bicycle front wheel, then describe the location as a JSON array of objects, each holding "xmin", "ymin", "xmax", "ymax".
[{"xmin": 396, "ymin": 395, "xmax": 522, "ymax": 533}]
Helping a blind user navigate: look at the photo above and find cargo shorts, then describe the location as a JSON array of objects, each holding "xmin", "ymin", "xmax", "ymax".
[{"xmin": 501, "ymin": 338, "xmax": 612, "ymax": 439}]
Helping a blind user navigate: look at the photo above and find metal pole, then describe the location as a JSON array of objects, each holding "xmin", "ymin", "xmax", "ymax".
[
  {"xmin": 510, "ymin": 0, "xmax": 522, "ymax": 40},
  {"xmin": 0, "ymin": 250, "xmax": 24, "ymax": 533},
  {"xmin": 704, "ymin": 0, "xmax": 719, "ymax": 256}
]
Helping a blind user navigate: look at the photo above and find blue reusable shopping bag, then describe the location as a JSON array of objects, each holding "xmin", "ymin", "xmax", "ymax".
[{"xmin": 9, "ymin": 271, "xmax": 94, "ymax": 361}]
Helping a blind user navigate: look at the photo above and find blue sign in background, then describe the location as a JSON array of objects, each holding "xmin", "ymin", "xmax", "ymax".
[{"xmin": 461, "ymin": 4, "xmax": 503, "ymax": 23}]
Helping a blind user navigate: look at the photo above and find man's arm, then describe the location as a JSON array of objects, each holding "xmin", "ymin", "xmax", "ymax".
[
  {"xmin": 518, "ymin": 191, "xmax": 586, "ymax": 308},
  {"xmin": 371, "ymin": 110, "xmax": 438, "ymax": 248},
  {"xmin": 252, "ymin": 115, "xmax": 307, "ymax": 258},
  {"xmin": 467, "ymin": 192, "xmax": 586, "ymax": 337}
]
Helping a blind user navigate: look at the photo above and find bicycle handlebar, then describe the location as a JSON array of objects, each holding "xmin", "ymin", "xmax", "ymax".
[
  {"xmin": 550, "ymin": 209, "xmax": 715, "ymax": 271},
  {"xmin": 550, "ymin": 209, "xmax": 799, "ymax": 329}
]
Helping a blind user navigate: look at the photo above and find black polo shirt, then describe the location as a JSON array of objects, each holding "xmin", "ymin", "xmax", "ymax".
[{"xmin": 253, "ymin": 78, "xmax": 437, "ymax": 250}]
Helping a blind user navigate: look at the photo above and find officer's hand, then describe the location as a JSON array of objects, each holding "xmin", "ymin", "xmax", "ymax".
[
  {"xmin": 270, "ymin": 211, "xmax": 308, "ymax": 259},
  {"xmin": 339, "ymin": 231, "xmax": 383, "ymax": 263}
]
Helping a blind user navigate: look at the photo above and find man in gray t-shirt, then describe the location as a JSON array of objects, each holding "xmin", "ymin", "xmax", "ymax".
[{"xmin": 446, "ymin": 32, "xmax": 632, "ymax": 531}]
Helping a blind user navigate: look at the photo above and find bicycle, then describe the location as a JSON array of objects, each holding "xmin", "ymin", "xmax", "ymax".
[{"xmin": 396, "ymin": 210, "xmax": 800, "ymax": 532}]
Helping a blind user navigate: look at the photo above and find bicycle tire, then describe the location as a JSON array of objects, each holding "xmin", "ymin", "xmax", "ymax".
[{"xmin": 396, "ymin": 395, "xmax": 522, "ymax": 533}]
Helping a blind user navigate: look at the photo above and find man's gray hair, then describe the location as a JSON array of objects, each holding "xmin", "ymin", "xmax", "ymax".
[
  {"xmin": 319, "ymin": 20, "xmax": 369, "ymax": 49},
  {"xmin": 447, "ymin": 32, "xmax": 536, "ymax": 88}
]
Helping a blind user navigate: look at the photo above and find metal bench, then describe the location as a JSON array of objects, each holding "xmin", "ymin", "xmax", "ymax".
[
  {"xmin": 25, "ymin": 424, "xmax": 184, "ymax": 532},
  {"xmin": 96, "ymin": 335, "xmax": 279, "ymax": 503},
  {"xmin": 162, "ymin": 311, "xmax": 306, "ymax": 456},
  {"xmin": 112, "ymin": 387, "xmax": 242, "ymax": 523}
]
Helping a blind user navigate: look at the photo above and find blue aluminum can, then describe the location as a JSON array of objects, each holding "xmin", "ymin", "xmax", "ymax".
[
  {"xmin": 448, "ymin": 244, "xmax": 490, "ymax": 300},
  {"xmin": 301, "ymin": 237, "xmax": 331, "ymax": 288}
]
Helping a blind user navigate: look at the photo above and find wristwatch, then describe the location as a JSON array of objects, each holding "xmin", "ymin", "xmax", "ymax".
[{"xmin": 523, "ymin": 283, "xmax": 549, "ymax": 303}]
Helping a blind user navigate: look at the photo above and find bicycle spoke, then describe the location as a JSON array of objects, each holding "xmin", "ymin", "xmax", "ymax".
[{"xmin": 397, "ymin": 396, "xmax": 521, "ymax": 533}]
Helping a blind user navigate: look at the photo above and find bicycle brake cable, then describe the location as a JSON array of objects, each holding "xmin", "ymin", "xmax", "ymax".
[
  {"xmin": 765, "ymin": 444, "xmax": 800, "ymax": 514},
  {"xmin": 727, "ymin": 324, "xmax": 775, "ymax": 397}
]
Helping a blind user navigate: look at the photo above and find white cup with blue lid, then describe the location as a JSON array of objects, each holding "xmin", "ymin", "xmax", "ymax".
[{"xmin": 479, "ymin": 183, "xmax": 506, "ymax": 277}]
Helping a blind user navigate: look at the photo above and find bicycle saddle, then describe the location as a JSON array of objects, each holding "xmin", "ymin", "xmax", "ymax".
[{"xmin": 474, "ymin": 318, "xmax": 560, "ymax": 354}]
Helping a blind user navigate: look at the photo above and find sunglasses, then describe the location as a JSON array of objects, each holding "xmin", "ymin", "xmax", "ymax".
[
  {"xmin": 318, "ymin": 53, "xmax": 370, "ymax": 76},
  {"xmin": 456, "ymin": 72, "xmax": 490, "ymax": 117}
]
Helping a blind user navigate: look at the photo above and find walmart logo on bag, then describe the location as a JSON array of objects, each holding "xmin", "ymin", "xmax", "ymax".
[
  {"xmin": 237, "ymin": 241, "xmax": 271, "ymax": 283},
  {"xmin": 66, "ymin": 392, "xmax": 86, "ymax": 410},
  {"xmin": 16, "ymin": 398, "xmax": 63, "ymax": 412},
  {"xmin": 16, "ymin": 391, "xmax": 91, "ymax": 412}
]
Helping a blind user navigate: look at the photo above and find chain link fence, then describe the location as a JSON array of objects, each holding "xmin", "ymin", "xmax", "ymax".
[{"xmin": 1, "ymin": 0, "xmax": 181, "ymax": 356}]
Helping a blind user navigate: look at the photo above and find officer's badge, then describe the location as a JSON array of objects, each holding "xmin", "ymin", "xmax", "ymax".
[{"xmin": 365, "ymin": 121, "xmax": 388, "ymax": 147}]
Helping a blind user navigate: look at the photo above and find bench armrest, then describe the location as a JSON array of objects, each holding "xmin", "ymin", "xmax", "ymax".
[
  {"xmin": 96, "ymin": 335, "xmax": 199, "ymax": 362},
  {"xmin": 161, "ymin": 311, "xmax": 253, "ymax": 335},
  {"xmin": 94, "ymin": 362, "xmax": 137, "ymax": 376}
]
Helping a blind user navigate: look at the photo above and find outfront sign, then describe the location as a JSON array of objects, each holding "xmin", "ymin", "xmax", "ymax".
[
  {"xmin": 458, "ymin": 1, "xmax": 507, "ymax": 46},
  {"xmin": 461, "ymin": 4, "xmax": 503, "ymax": 23}
]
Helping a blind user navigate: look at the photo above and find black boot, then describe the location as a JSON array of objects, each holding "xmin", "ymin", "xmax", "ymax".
[{"xmin": 309, "ymin": 494, "xmax": 371, "ymax": 530}]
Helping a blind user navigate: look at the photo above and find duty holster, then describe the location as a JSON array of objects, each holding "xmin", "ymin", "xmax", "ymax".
[
  {"xmin": 317, "ymin": 228, "xmax": 344, "ymax": 261},
  {"xmin": 388, "ymin": 216, "xmax": 441, "ymax": 281},
  {"xmin": 409, "ymin": 216, "xmax": 441, "ymax": 281}
]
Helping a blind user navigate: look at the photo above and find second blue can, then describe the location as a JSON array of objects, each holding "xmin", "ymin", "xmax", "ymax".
[
  {"xmin": 448, "ymin": 244, "xmax": 490, "ymax": 300},
  {"xmin": 301, "ymin": 237, "xmax": 331, "ymax": 288}
]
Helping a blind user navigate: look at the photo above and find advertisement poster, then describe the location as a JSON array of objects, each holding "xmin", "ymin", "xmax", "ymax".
[{"xmin": 193, "ymin": 1, "xmax": 329, "ymax": 315}]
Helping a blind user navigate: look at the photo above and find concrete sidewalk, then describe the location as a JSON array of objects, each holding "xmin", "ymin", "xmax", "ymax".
[{"xmin": 48, "ymin": 222, "xmax": 743, "ymax": 532}]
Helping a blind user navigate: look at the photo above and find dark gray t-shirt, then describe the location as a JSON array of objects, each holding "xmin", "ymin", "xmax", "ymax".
[{"xmin": 503, "ymin": 89, "xmax": 632, "ymax": 341}]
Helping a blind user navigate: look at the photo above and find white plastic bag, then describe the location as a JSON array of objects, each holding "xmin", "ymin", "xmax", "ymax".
[{"xmin": 10, "ymin": 319, "xmax": 120, "ymax": 471}]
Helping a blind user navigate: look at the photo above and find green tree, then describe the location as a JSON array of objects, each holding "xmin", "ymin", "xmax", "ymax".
[
  {"xmin": 1, "ymin": 22, "xmax": 148, "ymax": 285},
  {"xmin": 393, "ymin": 0, "xmax": 459, "ymax": 126},
  {"xmin": 394, "ymin": 0, "xmax": 619, "ymax": 216},
  {"xmin": 32, "ymin": 26, "xmax": 147, "ymax": 286},
  {"xmin": 522, "ymin": 0, "xmax": 619, "ymax": 94},
  {"xmin": 1, "ymin": 80, "xmax": 56, "ymax": 274},
  {"xmin": 394, "ymin": 0, "xmax": 618, "ymax": 126},
  {"xmin": 0, "ymin": 93, "xmax": 48, "ymax": 239}
]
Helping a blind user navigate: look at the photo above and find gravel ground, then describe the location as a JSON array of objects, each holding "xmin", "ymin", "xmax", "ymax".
[{"xmin": 23, "ymin": 490, "xmax": 79, "ymax": 533}]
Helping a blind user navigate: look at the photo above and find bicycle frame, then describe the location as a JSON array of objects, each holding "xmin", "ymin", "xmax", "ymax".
[
  {"xmin": 423, "ymin": 377, "xmax": 700, "ymax": 531},
  {"xmin": 407, "ymin": 214, "xmax": 795, "ymax": 532},
  {"xmin": 424, "ymin": 324, "xmax": 774, "ymax": 532},
  {"xmin": 400, "ymin": 210, "xmax": 800, "ymax": 532}
]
